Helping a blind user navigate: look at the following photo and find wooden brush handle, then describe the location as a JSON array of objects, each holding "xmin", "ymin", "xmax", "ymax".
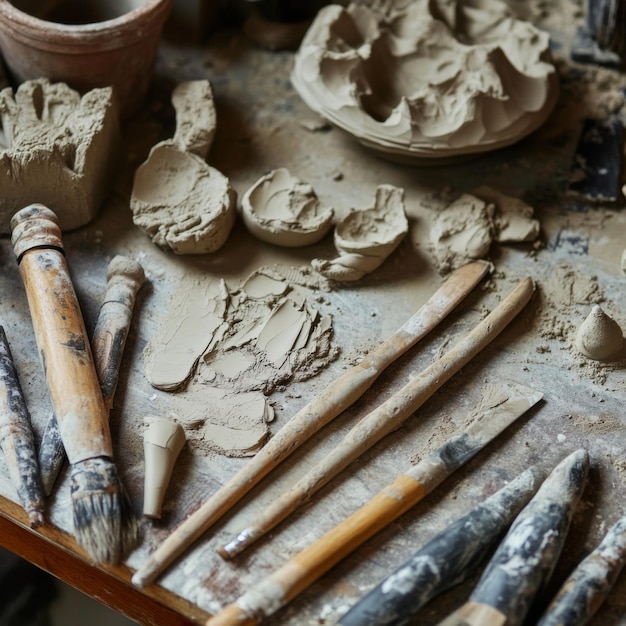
[{"xmin": 11, "ymin": 204, "xmax": 112, "ymax": 464}]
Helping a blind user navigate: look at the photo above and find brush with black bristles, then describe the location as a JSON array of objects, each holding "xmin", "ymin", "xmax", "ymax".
[{"xmin": 11, "ymin": 204, "xmax": 138, "ymax": 564}]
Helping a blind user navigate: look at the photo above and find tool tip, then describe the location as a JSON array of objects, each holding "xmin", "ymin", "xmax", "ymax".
[
  {"xmin": 28, "ymin": 509, "xmax": 45, "ymax": 529},
  {"xmin": 218, "ymin": 529, "xmax": 256, "ymax": 560}
]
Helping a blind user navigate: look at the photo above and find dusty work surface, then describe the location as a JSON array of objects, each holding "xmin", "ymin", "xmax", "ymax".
[{"xmin": 1, "ymin": 3, "xmax": 626, "ymax": 625}]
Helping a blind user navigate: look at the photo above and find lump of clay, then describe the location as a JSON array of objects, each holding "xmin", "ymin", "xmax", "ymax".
[
  {"xmin": 0, "ymin": 78, "xmax": 120, "ymax": 233},
  {"xmin": 575, "ymin": 304, "xmax": 624, "ymax": 361},
  {"xmin": 131, "ymin": 80, "xmax": 236, "ymax": 254},
  {"xmin": 291, "ymin": 1, "xmax": 559, "ymax": 163},
  {"xmin": 312, "ymin": 185, "xmax": 408, "ymax": 281},
  {"xmin": 241, "ymin": 168, "xmax": 334, "ymax": 246}
]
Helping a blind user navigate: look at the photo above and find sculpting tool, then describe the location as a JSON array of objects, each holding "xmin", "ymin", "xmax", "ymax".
[
  {"xmin": 11, "ymin": 204, "xmax": 137, "ymax": 564},
  {"xmin": 436, "ymin": 449, "xmax": 589, "ymax": 626},
  {"xmin": 205, "ymin": 379, "xmax": 543, "ymax": 626},
  {"xmin": 38, "ymin": 254, "xmax": 146, "ymax": 495},
  {"xmin": 537, "ymin": 514, "xmax": 626, "ymax": 626},
  {"xmin": 0, "ymin": 325, "xmax": 45, "ymax": 528},
  {"xmin": 338, "ymin": 465, "xmax": 544, "ymax": 626},
  {"xmin": 132, "ymin": 260, "xmax": 491, "ymax": 587},
  {"xmin": 220, "ymin": 277, "xmax": 536, "ymax": 558}
]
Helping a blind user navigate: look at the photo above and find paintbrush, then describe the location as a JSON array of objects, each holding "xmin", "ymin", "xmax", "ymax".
[
  {"xmin": 131, "ymin": 260, "xmax": 491, "ymax": 587},
  {"xmin": 11, "ymin": 204, "xmax": 138, "ymax": 564},
  {"xmin": 205, "ymin": 380, "xmax": 544, "ymax": 626},
  {"xmin": 436, "ymin": 448, "xmax": 589, "ymax": 626},
  {"xmin": 220, "ymin": 276, "xmax": 535, "ymax": 558},
  {"xmin": 537, "ymin": 514, "xmax": 626, "ymax": 626},
  {"xmin": 0, "ymin": 325, "xmax": 45, "ymax": 528},
  {"xmin": 338, "ymin": 465, "xmax": 544, "ymax": 626},
  {"xmin": 38, "ymin": 254, "xmax": 146, "ymax": 495}
]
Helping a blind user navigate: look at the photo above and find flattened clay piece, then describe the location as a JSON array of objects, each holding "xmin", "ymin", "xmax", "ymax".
[
  {"xmin": 575, "ymin": 304, "xmax": 624, "ymax": 361},
  {"xmin": 312, "ymin": 185, "xmax": 408, "ymax": 281},
  {"xmin": 143, "ymin": 418, "xmax": 187, "ymax": 519},
  {"xmin": 291, "ymin": 1, "xmax": 558, "ymax": 163},
  {"xmin": 131, "ymin": 80, "xmax": 236, "ymax": 254},
  {"xmin": 0, "ymin": 78, "xmax": 120, "ymax": 233},
  {"xmin": 241, "ymin": 168, "xmax": 334, "ymax": 247}
]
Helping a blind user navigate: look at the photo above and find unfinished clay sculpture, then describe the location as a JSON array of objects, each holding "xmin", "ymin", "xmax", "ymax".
[
  {"xmin": 131, "ymin": 80, "xmax": 236, "ymax": 254},
  {"xmin": 0, "ymin": 79, "xmax": 120, "ymax": 233},
  {"xmin": 241, "ymin": 168, "xmax": 334, "ymax": 246},
  {"xmin": 575, "ymin": 304, "xmax": 624, "ymax": 361},
  {"xmin": 291, "ymin": 0, "xmax": 559, "ymax": 163}
]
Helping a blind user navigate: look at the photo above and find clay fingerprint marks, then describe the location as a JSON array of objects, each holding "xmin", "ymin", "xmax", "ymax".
[
  {"xmin": 291, "ymin": 1, "xmax": 558, "ymax": 162},
  {"xmin": 0, "ymin": 78, "xmax": 119, "ymax": 232},
  {"xmin": 144, "ymin": 278, "xmax": 229, "ymax": 391},
  {"xmin": 312, "ymin": 185, "xmax": 409, "ymax": 281},
  {"xmin": 130, "ymin": 80, "xmax": 236, "ymax": 254}
]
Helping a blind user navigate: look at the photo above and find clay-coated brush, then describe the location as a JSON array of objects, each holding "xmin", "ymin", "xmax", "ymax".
[
  {"xmin": 537, "ymin": 514, "xmax": 626, "ymax": 626},
  {"xmin": 220, "ymin": 276, "xmax": 535, "ymax": 559},
  {"xmin": 205, "ymin": 380, "xmax": 543, "ymax": 626},
  {"xmin": 436, "ymin": 448, "xmax": 589, "ymax": 626},
  {"xmin": 338, "ymin": 465, "xmax": 544, "ymax": 626},
  {"xmin": 131, "ymin": 260, "xmax": 490, "ymax": 587},
  {"xmin": 38, "ymin": 254, "xmax": 146, "ymax": 495},
  {"xmin": 11, "ymin": 204, "xmax": 138, "ymax": 564},
  {"xmin": 0, "ymin": 325, "xmax": 45, "ymax": 527}
]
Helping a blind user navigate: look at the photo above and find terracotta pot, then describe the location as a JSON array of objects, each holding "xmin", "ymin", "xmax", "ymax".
[{"xmin": 0, "ymin": 0, "xmax": 173, "ymax": 118}]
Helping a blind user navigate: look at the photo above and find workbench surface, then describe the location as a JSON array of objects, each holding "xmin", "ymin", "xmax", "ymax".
[{"xmin": 0, "ymin": 3, "xmax": 625, "ymax": 625}]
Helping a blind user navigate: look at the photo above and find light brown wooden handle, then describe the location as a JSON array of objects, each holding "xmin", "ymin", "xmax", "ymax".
[{"xmin": 11, "ymin": 204, "xmax": 112, "ymax": 464}]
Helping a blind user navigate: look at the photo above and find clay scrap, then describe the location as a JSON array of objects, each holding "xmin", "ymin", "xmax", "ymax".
[
  {"xmin": 131, "ymin": 80, "xmax": 236, "ymax": 254},
  {"xmin": 312, "ymin": 184, "xmax": 408, "ymax": 281},
  {"xmin": 241, "ymin": 168, "xmax": 334, "ymax": 246},
  {"xmin": 575, "ymin": 304, "xmax": 624, "ymax": 361},
  {"xmin": 0, "ymin": 78, "xmax": 120, "ymax": 233},
  {"xmin": 291, "ymin": 0, "xmax": 559, "ymax": 163}
]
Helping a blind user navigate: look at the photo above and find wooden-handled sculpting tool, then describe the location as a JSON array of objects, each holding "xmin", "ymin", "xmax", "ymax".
[
  {"xmin": 220, "ymin": 277, "xmax": 535, "ymax": 558},
  {"xmin": 436, "ymin": 448, "xmax": 589, "ymax": 626},
  {"xmin": 0, "ymin": 325, "xmax": 45, "ymax": 528},
  {"xmin": 131, "ymin": 260, "xmax": 491, "ymax": 587},
  {"xmin": 338, "ymin": 465, "xmax": 545, "ymax": 626},
  {"xmin": 11, "ymin": 204, "xmax": 138, "ymax": 564},
  {"xmin": 537, "ymin": 514, "xmax": 626, "ymax": 626},
  {"xmin": 38, "ymin": 254, "xmax": 146, "ymax": 495},
  {"xmin": 205, "ymin": 380, "xmax": 544, "ymax": 626}
]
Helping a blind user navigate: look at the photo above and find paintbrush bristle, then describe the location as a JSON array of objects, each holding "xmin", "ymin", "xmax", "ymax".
[{"xmin": 70, "ymin": 457, "xmax": 138, "ymax": 565}]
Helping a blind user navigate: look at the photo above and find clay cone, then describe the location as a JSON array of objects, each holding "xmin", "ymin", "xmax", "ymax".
[{"xmin": 575, "ymin": 304, "xmax": 623, "ymax": 361}]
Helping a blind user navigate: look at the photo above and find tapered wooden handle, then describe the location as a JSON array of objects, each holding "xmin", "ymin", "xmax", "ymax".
[{"xmin": 11, "ymin": 204, "xmax": 112, "ymax": 464}]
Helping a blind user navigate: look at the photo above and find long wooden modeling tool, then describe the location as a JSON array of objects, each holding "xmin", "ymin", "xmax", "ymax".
[
  {"xmin": 131, "ymin": 260, "xmax": 491, "ymax": 587},
  {"xmin": 38, "ymin": 254, "xmax": 146, "ymax": 495},
  {"xmin": 338, "ymin": 465, "xmax": 545, "ymax": 626},
  {"xmin": 220, "ymin": 276, "xmax": 535, "ymax": 558},
  {"xmin": 11, "ymin": 204, "xmax": 138, "ymax": 564},
  {"xmin": 436, "ymin": 448, "xmax": 589, "ymax": 626},
  {"xmin": 0, "ymin": 325, "xmax": 45, "ymax": 528},
  {"xmin": 537, "ymin": 514, "xmax": 626, "ymax": 626},
  {"xmin": 205, "ymin": 380, "xmax": 544, "ymax": 626}
]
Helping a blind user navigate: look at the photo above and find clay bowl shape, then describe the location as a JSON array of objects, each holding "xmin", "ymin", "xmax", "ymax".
[{"xmin": 0, "ymin": 0, "xmax": 172, "ymax": 118}]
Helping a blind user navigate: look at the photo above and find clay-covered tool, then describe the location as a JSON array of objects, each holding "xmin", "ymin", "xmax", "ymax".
[
  {"xmin": 132, "ymin": 260, "xmax": 491, "ymax": 587},
  {"xmin": 537, "ymin": 514, "xmax": 626, "ymax": 626},
  {"xmin": 0, "ymin": 325, "xmax": 45, "ymax": 528},
  {"xmin": 338, "ymin": 466, "xmax": 544, "ymax": 626},
  {"xmin": 220, "ymin": 277, "xmax": 536, "ymax": 559},
  {"xmin": 436, "ymin": 449, "xmax": 589, "ymax": 626},
  {"xmin": 11, "ymin": 204, "xmax": 137, "ymax": 564},
  {"xmin": 204, "ymin": 380, "xmax": 543, "ymax": 626},
  {"xmin": 38, "ymin": 254, "xmax": 146, "ymax": 495}
]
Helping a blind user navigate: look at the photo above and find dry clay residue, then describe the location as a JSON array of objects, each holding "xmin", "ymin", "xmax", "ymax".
[{"xmin": 144, "ymin": 266, "xmax": 338, "ymax": 457}]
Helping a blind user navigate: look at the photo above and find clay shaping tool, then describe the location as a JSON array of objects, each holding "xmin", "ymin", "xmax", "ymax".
[
  {"xmin": 220, "ymin": 276, "xmax": 536, "ymax": 558},
  {"xmin": 205, "ymin": 379, "xmax": 544, "ymax": 626},
  {"xmin": 38, "ymin": 254, "xmax": 146, "ymax": 495},
  {"xmin": 11, "ymin": 204, "xmax": 138, "ymax": 564},
  {"xmin": 436, "ymin": 448, "xmax": 589, "ymax": 626},
  {"xmin": 537, "ymin": 514, "xmax": 626, "ymax": 626},
  {"xmin": 131, "ymin": 260, "xmax": 491, "ymax": 587},
  {"xmin": 338, "ymin": 465, "xmax": 545, "ymax": 626},
  {"xmin": 0, "ymin": 325, "xmax": 45, "ymax": 527}
]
